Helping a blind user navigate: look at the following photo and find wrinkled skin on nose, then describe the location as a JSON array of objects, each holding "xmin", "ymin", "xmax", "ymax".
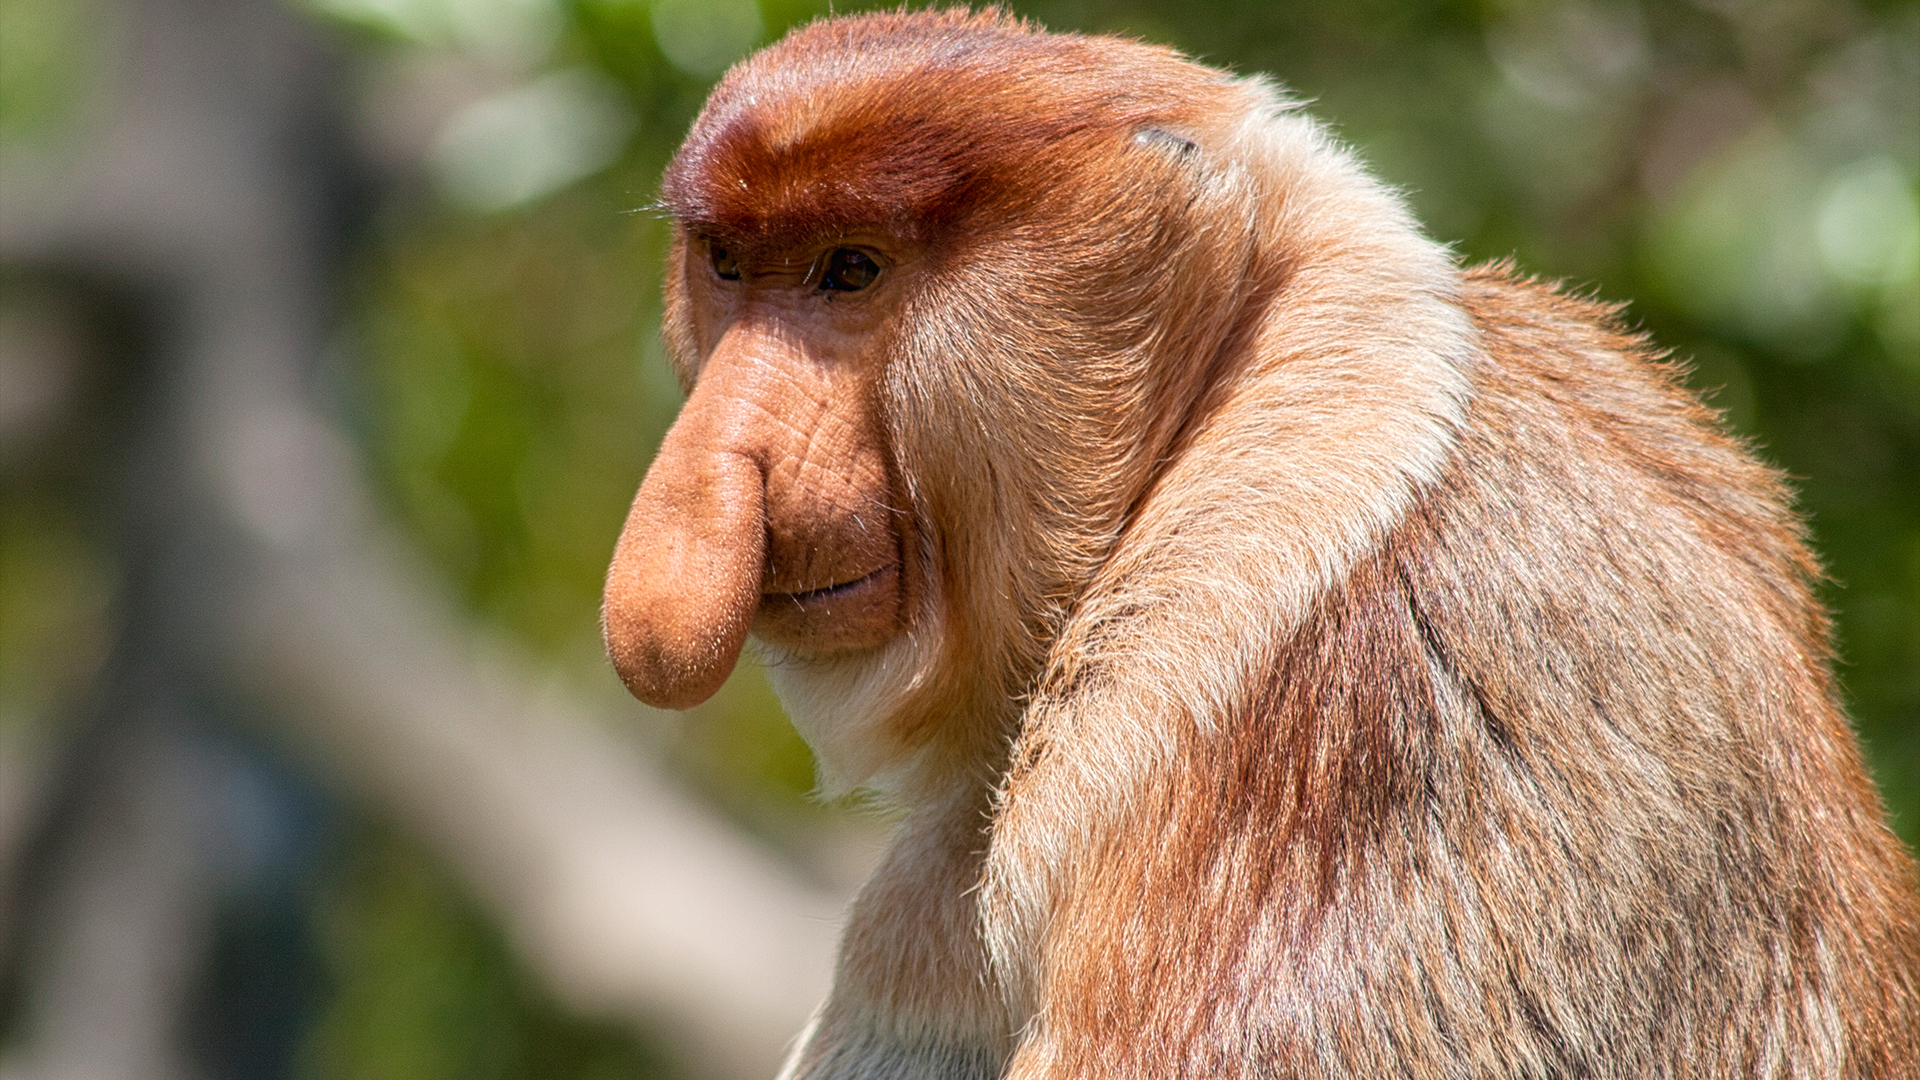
[{"xmin": 602, "ymin": 321, "xmax": 906, "ymax": 710}]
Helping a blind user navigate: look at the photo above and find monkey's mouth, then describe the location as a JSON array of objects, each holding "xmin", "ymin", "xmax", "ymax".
[
  {"xmin": 766, "ymin": 567, "xmax": 891, "ymax": 603},
  {"xmin": 753, "ymin": 563, "xmax": 904, "ymax": 654}
]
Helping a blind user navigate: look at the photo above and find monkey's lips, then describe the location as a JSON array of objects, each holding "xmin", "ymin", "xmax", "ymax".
[{"xmin": 753, "ymin": 563, "xmax": 903, "ymax": 654}]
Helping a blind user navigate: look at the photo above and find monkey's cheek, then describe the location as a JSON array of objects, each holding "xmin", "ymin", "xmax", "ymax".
[{"xmin": 752, "ymin": 564, "xmax": 905, "ymax": 656}]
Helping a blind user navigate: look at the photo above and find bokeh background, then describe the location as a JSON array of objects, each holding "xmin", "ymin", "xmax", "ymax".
[{"xmin": 0, "ymin": 0, "xmax": 1914, "ymax": 1077}]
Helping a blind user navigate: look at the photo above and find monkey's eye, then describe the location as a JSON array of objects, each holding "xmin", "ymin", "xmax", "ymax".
[
  {"xmin": 818, "ymin": 249, "xmax": 880, "ymax": 292},
  {"xmin": 710, "ymin": 244, "xmax": 741, "ymax": 281}
]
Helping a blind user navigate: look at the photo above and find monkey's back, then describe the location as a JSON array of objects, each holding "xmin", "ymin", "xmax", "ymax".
[
  {"xmin": 1421, "ymin": 268, "xmax": 1920, "ymax": 1074},
  {"xmin": 1039, "ymin": 266, "xmax": 1920, "ymax": 1077}
]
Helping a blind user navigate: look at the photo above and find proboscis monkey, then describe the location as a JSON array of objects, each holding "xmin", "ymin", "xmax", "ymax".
[{"xmin": 600, "ymin": 10, "xmax": 1920, "ymax": 1078}]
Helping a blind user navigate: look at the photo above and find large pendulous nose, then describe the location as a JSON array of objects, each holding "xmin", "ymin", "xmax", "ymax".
[{"xmin": 602, "ymin": 391, "xmax": 766, "ymax": 710}]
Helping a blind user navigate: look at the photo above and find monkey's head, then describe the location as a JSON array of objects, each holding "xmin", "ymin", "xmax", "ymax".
[{"xmin": 604, "ymin": 11, "xmax": 1274, "ymax": 791}]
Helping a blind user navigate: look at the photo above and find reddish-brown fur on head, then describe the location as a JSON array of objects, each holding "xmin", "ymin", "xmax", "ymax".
[
  {"xmin": 662, "ymin": 11, "xmax": 1228, "ymax": 248},
  {"xmin": 604, "ymin": 9, "xmax": 1920, "ymax": 1078}
]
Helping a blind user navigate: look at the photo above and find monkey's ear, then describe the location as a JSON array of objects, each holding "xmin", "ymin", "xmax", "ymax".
[
  {"xmin": 982, "ymin": 107, "xmax": 1477, "ymax": 1005},
  {"xmin": 1133, "ymin": 128, "xmax": 1198, "ymax": 158}
]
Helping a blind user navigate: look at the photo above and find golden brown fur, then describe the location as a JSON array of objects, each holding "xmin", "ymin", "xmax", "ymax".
[
  {"xmin": 995, "ymin": 270, "xmax": 1920, "ymax": 1076},
  {"xmin": 599, "ymin": 10, "xmax": 1920, "ymax": 1078}
]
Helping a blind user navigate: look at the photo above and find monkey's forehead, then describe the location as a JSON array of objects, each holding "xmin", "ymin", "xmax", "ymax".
[{"xmin": 659, "ymin": 10, "xmax": 1239, "ymax": 248}]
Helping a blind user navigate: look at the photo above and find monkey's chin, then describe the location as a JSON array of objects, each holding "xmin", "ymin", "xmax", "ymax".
[
  {"xmin": 752, "ymin": 563, "xmax": 904, "ymax": 656},
  {"xmin": 757, "ymin": 621, "xmax": 934, "ymax": 798}
]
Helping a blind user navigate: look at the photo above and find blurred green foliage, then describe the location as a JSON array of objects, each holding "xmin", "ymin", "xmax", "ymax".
[
  {"xmin": 300, "ymin": 824, "xmax": 674, "ymax": 1080},
  {"xmin": 0, "ymin": 274, "xmax": 121, "ymax": 754},
  {"xmin": 0, "ymin": 0, "xmax": 98, "ymax": 144}
]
